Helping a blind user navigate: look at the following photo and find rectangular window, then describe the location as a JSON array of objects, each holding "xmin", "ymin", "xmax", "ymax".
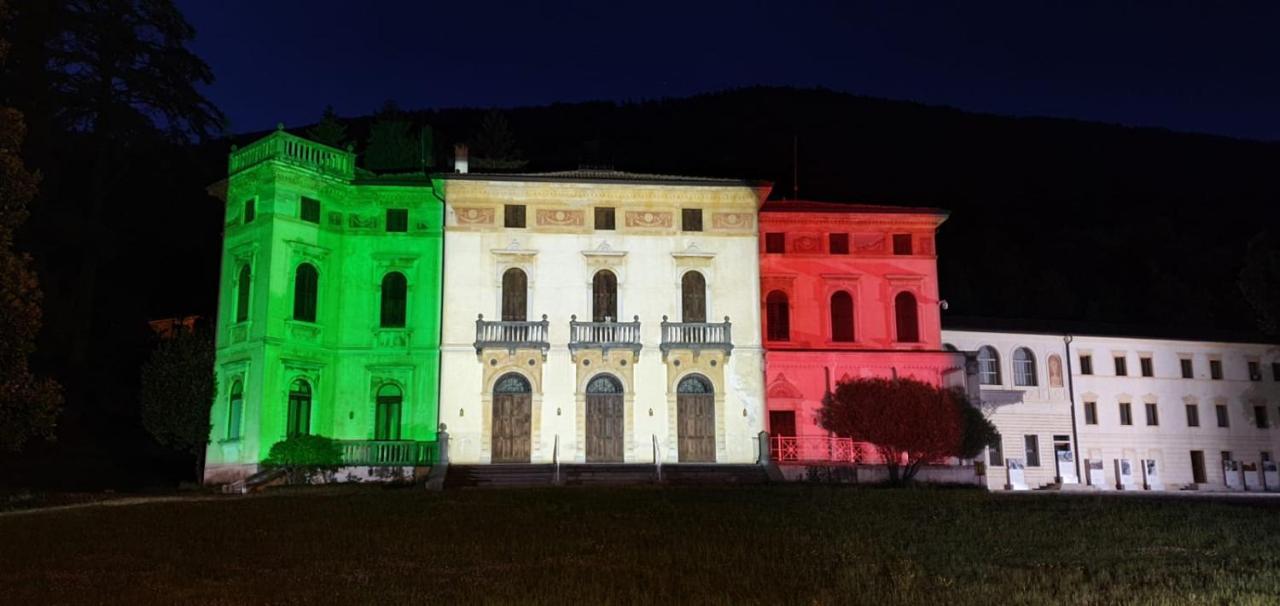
[
  {"xmin": 1140, "ymin": 356, "xmax": 1153, "ymax": 377},
  {"xmin": 1024, "ymin": 435, "xmax": 1040, "ymax": 467},
  {"xmin": 1084, "ymin": 401, "xmax": 1098, "ymax": 425},
  {"xmin": 1273, "ymin": 362, "xmax": 1280, "ymax": 382},
  {"xmin": 1145, "ymin": 402, "xmax": 1159, "ymax": 426},
  {"xmin": 1216, "ymin": 404, "xmax": 1229, "ymax": 428},
  {"xmin": 244, "ymin": 199, "xmax": 255, "ymax": 224},
  {"xmin": 681, "ymin": 208, "xmax": 703, "ymax": 232},
  {"xmin": 1210, "ymin": 359, "xmax": 1223, "ymax": 380},
  {"xmin": 1079, "ymin": 355, "xmax": 1093, "ymax": 375},
  {"xmin": 1248, "ymin": 361, "xmax": 1261, "ymax": 381},
  {"xmin": 1119, "ymin": 402, "xmax": 1133, "ymax": 426},
  {"xmin": 385, "ymin": 208, "xmax": 408, "ymax": 232},
  {"xmin": 300, "ymin": 196, "xmax": 320, "ymax": 223},
  {"xmin": 1186, "ymin": 404, "xmax": 1199, "ymax": 427},
  {"xmin": 988, "ymin": 434, "xmax": 1004, "ymax": 467},
  {"xmin": 1180, "ymin": 358, "xmax": 1194, "ymax": 379},
  {"xmin": 892, "ymin": 234, "xmax": 913, "ymax": 255},
  {"xmin": 1114, "ymin": 356, "xmax": 1127, "ymax": 377},
  {"xmin": 594, "ymin": 207, "xmax": 615, "ymax": 230},
  {"xmin": 1255, "ymin": 406, "xmax": 1270, "ymax": 429},
  {"xmin": 829, "ymin": 233, "xmax": 850, "ymax": 254},
  {"xmin": 764, "ymin": 233, "xmax": 785, "ymax": 253},
  {"xmin": 504, "ymin": 204, "xmax": 526, "ymax": 228}
]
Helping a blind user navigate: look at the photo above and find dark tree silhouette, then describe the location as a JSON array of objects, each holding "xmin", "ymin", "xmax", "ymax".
[
  {"xmin": 306, "ymin": 105, "xmax": 348, "ymax": 149},
  {"xmin": 363, "ymin": 101, "xmax": 419, "ymax": 172},
  {"xmin": 139, "ymin": 327, "xmax": 214, "ymax": 479},
  {"xmin": 1239, "ymin": 232, "xmax": 1280, "ymax": 337}
]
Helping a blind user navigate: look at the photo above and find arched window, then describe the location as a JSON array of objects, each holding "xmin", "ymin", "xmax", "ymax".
[
  {"xmin": 287, "ymin": 379, "xmax": 312, "ymax": 437},
  {"xmin": 830, "ymin": 291, "xmax": 854, "ymax": 342},
  {"xmin": 375, "ymin": 384, "xmax": 403, "ymax": 441},
  {"xmin": 766, "ymin": 290, "xmax": 790, "ymax": 342},
  {"xmin": 678, "ymin": 374, "xmax": 714, "ymax": 394},
  {"xmin": 592, "ymin": 270, "xmax": 618, "ymax": 322},
  {"xmin": 226, "ymin": 380, "xmax": 244, "ymax": 440},
  {"xmin": 494, "ymin": 372, "xmax": 531, "ymax": 394},
  {"xmin": 501, "ymin": 268, "xmax": 527, "ymax": 322},
  {"xmin": 380, "ymin": 272, "xmax": 407, "ymax": 328},
  {"xmin": 293, "ymin": 263, "xmax": 318, "ymax": 322},
  {"xmin": 1013, "ymin": 347, "xmax": 1038, "ymax": 386},
  {"xmin": 236, "ymin": 264, "xmax": 251, "ymax": 322},
  {"xmin": 586, "ymin": 374, "xmax": 623, "ymax": 394},
  {"xmin": 681, "ymin": 271, "xmax": 707, "ymax": 323},
  {"xmin": 894, "ymin": 291, "xmax": 919, "ymax": 343},
  {"xmin": 977, "ymin": 346, "xmax": 1001, "ymax": 385}
]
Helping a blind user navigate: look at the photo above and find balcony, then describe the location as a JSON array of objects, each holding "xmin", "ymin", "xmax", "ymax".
[
  {"xmin": 474, "ymin": 314, "xmax": 550, "ymax": 354},
  {"xmin": 339, "ymin": 440, "xmax": 437, "ymax": 466},
  {"xmin": 229, "ymin": 128, "xmax": 355, "ymax": 180},
  {"xmin": 660, "ymin": 316, "xmax": 733, "ymax": 357},
  {"xmin": 569, "ymin": 315, "xmax": 642, "ymax": 356},
  {"xmin": 769, "ymin": 436, "xmax": 879, "ymax": 464}
]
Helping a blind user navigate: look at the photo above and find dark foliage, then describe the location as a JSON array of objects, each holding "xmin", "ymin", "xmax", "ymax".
[{"xmin": 138, "ymin": 328, "xmax": 214, "ymax": 464}]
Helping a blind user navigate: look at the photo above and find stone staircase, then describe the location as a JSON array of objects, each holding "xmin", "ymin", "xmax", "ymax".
[
  {"xmin": 443, "ymin": 464, "xmax": 557, "ymax": 489},
  {"xmin": 659, "ymin": 464, "xmax": 771, "ymax": 485},
  {"xmin": 561, "ymin": 464, "xmax": 659, "ymax": 486},
  {"xmin": 442, "ymin": 463, "xmax": 770, "ymax": 488}
]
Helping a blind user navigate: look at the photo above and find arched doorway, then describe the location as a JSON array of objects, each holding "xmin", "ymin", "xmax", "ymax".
[
  {"xmin": 676, "ymin": 374, "xmax": 715, "ymax": 462},
  {"xmin": 585, "ymin": 374, "xmax": 624, "ymax": 462},
  {"xmin": 592, "ymin": 270, "xmax": 617, "ymax": 322},
  {"xmin": 491, "ymin": 373, "xmax": 532, "ymax": 463},
  {"xmin": 501, "ymin": 268, "xmax": 527, "ymax": 322}
]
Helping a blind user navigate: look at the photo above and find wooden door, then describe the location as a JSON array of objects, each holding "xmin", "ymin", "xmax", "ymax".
[
  {"xmin": 492, "ymin": 393, "xmax": 531, "ymax": 463},
  {"xmin": 586, "ymin": 394, "xmax": 624, "ymax": 462},
  {"xmin": 678, "ymin": 394, "xmax": 716, "ymax": 462}
]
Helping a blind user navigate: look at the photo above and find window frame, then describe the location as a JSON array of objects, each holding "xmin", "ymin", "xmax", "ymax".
[
  {"xmin": 1180, "ymin": 358, "xmax": 1194, "ymax": 379},
  {"xmin": 828, "ymin": 233, "xmax": 850, "ymax": 255},
  {"xmin": 765, "ymin": 290, "xmax": 790, "ymax": 342},
  {"xmin": 1145, "ymin": 402, "xmax": 1159, "ymax": 426},
  {"xmin": 243, "ymin": 198, "xmax": 255, "ymax": 224},
  {"xmin": 1079, "ymin": 354, "xmax": 1093, "ymax": 375},
  {"xmin": 1113, "ymin": 355, "xmax": 1128, "ymax": 377},
  {"xmin": 1247, "ymin": 361, "xmax": 1261, "ymax": 381},
  {"xmin": 1119, "ymin": 402, "xmax": 1133, "ymax": 426},
  {"xmin": 293, "ymin": 263, "xmax": 319, "ymax": 323},
  {"xmin": 1186, "ymin": 404, "xmax": 1199, "ymax": 427},
  {"xmin": 1255, "ymin": 405, "xmax": 1270, "ymax": 429},
  {"xmin": 829, "ymin": 291, "xmax": 855, "ymax": 343},
  {"xmin": 594, "ymin": 206, "xmax": 616, "ymax": 231},
  {"xmin": 1209, "ymin": 359, "xmax": 1223, "ymax": 380},
  {"xmin": 891, "ymin": 233, "xmax": 913, "ymax": 255},
  {"xmin": 1216, "ymin": 404, "xmax": 1230, "ymax": 428},
  {"xmin": 1084, "ymin": 401, "xmax": 1098, "ymax": 425},
  {"xmin": 988, "ymin": 433, "xmax": 1004, "ymax": 467},
  {"xmin": 385, "ymin": 208, "xmax": 409, "ymax": 233},
  {"xmin": 1140, "ymin": 356, "xmax": 1153, "ymax": 377},
  {"xmin": 380, "ymin": 272, "xmax": 408, "ymax": 328},
  {"xmin": 1024, "ymin": 435, "xmax": 1040, "ymax": 467},
  {"xmin": 504, "ymin": 204, "xmax": 526, "ymax": 228},
  {"xmin": 681, "ymin": 208, "xmax": 703, "ymax": 232},
  {"xmin": 764, "ymin": 232, "xmax": 785, "ymax": 254},
  {"xmin": 1012, "ymin": 347, "xmax": 1037, "ymax": 387},
  {"xmin": 893, "ymin": 291, "xmax": 919, "ymax": 343},
  {"xmin": 300, "ymin": 196, "xmax": 321, "ymax": 224},
  {"xmin": 226, "ymin": 380, "xmax": 244, "ymax": 440},
  {"xmin": 977, "ymin": 346, "xmax": 1001, "ymax": 385}
]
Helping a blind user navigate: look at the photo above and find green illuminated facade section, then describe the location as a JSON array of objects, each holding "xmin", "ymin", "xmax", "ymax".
[{"xmin": 204, "ymin": 128, "xmax": 444, "ymax": 484}]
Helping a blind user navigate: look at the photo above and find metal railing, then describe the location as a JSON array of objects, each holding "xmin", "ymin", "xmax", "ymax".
[
  {"xmin": 660, "ymin": 316, "xmax": 733, "ymax": 357},
  {"xmin": 568, "ymin": 315, "xmax": 642, "ymax": 355},
  {"xmin": 229, "ymin": 128, "xmax": 356, "ymax": 179},
  {"xmin": 769, "ymin": 436, "xmax": 879, "ymax": 464},
  {"xmin": 339, "ymin": 440, "xmax": 437, "ymax": 466},
  {"xmin": 474, "ymin": 314, "xmax": 550, "ymax": 354}
]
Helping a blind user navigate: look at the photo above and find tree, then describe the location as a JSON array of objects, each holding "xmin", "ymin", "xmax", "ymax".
[
  {"xmin": 819, "ymin": 377, "xmax": 967, "ymax": 484},
  {"xmin": 262, "ymin": 435, "xmax": 344, "ymax": 485},
  {"xmin": 139, "ymin": 327, "xmax": 215, "ymax": 479},
  {"xmin": 1239, "ymin": 231, "xmax": 1280, "ymax": 337},
  {"xmin": 958, "ymin": 402, "xmax": 999, "ymax": 460},
  {"xmin": 306, "ymin": 105, "xmax": 348, "ymax": 149},
  {"xmin": 0, "ymin": 0, "xmax": 61, "ymax": 453},
  {"xmin": 363, "ymin": 101, "xmax": 419, "ymax": 173},
  {"xmin": 470, "ymin": 110, "xmax": 527, "ymax": 170}
]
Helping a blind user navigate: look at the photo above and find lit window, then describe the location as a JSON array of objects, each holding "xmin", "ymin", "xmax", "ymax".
[{"xmin": 977, "ymin": 346, "xmax": 1001, "ymax": 385}]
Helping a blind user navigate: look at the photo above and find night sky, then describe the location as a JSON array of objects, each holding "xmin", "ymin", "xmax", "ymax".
[{"xmin": 176, "ymin": 1, "xmax": 1280, "ymax": 141}]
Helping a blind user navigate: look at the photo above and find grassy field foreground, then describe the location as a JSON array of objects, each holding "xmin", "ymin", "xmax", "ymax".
[{"xmin": 2, "ymin": 485, "xmax": 1279, "ymax": 604}]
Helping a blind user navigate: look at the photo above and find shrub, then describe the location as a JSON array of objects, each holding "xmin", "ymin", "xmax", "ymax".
[{"xmin": 263, "ymin": 435, "xmax": 344, "ymax": 484}]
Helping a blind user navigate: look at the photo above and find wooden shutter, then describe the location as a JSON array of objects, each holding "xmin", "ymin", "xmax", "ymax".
[
  {"xmin": 501, "ymin": 269, "xmax": 527, "ymax": 322},
  {"xmin": 681, "ymin": 272, "xmax": 706, "ymax": 322}
]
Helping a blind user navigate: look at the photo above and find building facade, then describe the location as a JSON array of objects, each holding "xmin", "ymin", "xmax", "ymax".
[
  {"xmin": 436, "ymin": 172, "xmax": 771, "ymax": 465},
  {"xmin": 204, "ymin": 129, "xmax": 444, "ymax": 484}
]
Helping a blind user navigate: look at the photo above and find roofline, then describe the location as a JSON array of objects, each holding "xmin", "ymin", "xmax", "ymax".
[
  {"xmin": 942, "ymin": 320, "xmax": 1280, "ymax": 348},
  {"xmin": 439, "ymin": 171, "xmax": 772, "ymax": 189}
]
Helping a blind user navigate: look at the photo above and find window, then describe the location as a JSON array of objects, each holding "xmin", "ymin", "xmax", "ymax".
[
  {"xmin": 988, "ymin": 433, "xmax": 1004, "ymax": 467},
  {"xmin": 1119, "ymin": 402, "xmax": 1133, "ymax": 426},
  {"xmin": 1186, "ymin": 404, "xmax": 1200, "ymax": 427},
  {"xmin": 287, "ymin": 379, "xmax": 312, "ymax": 437},
  {"xmin": 380, "ymin": 272, "xmax": 407, "ymax": 328},
  {"xmin": 501, "ymin": 268, "xmax": 527, "ymax": 321},
  {"xmin": 892, "ymin": 234, "xmax": 912, "ymax": 255},
  {"xmin": 1210, "ymin": 359, "xmax": 1223, "ymax": 380},
  {"xmin": 977, "ymin": 346, "xmax": 1001, "ymax": 385},
  {"xmin": 1013, "ymin": 347, "xmax": 1037, "ymax": 386},
  {"xmin": 1024, "ymin": 435, "xmax": 1040, "ymax": 467},
  {"xmin": 244, "ymin": 199, "xmax": 255, "ymax": 224},
  {"xmin": 1113, "ymin": 356, "xmax": 1127, "ymax": 377},
  {"xmin": 386, "ymin": 208, "xmax": 408, "ymax": 232},
  {"xmin": 235, "ymin": 264, "xmax": 251, "ymax": 323},
  {"xmin": 1255, "ymin": 406, "xmax": 1270, "ymax": 429},
  {"xmin": 764, "ymin": 233, "xmax": 785, "ymax": 253},
  {"xmin": 1145, "ymin": 402, "xmax": 1159, "ymax": 426},
  {"xmin": 829, "ymin": 233, "xmax": 849, "ymax": 254},
  {"xmin": 765, "ymin": 291, "xmax": 790, "ymax": 341},
  {"xmin": 681, "ymin": 208, "xmax": 703, "ymax": 232},
  {"xmin": 592, "ymin": 270, "xmax": 618, "ymax": 322},
  {"xmin": 226, "ymin": 380, "xmax": 243, "ymax": 440},
  {"xmin": 1216, "ymin": 404, "xmax": 1229, "ymax": 428},
  {"xmin": 300, "ymin": 196, "xmax": 320, "ymax": 223},
  {"xmin": 1248, "ymin": 361, "xmax": 1261, "ymax": 381},
  {"xmin": 1140, "ymin": 356, "xmax": 1153, "ymax": 377},
  {"xmin": 1273, "ymin": 362, "xmax": 1280, "ymax": 381},
  {"xmin": 1084, "ymin": 401, "xmax": 1098, "ymax": 425},
  {"xmin": 375, "ymin": 384, "xmax": 403, "ymax": 441},
  {"xmin": 594, "ymin": 207, "xmax": 615, "ymax": 230},
  {"xmin": 894, "ymin": 291, "xmax": 919, "ymax": 343},
  {"xmin": 681, "ymin": 271, "xmax": 706, "ymax": 323},
  {"xmin": 830, "ymin": 291, "xmax": 854, "ymax": 342},
  {"xmin": 1079, "ymin": 354, "xmax": 1093, "ymax": 375},
  {"xmin": 293, "ymin": 263, "xmax": 318, "ymax": 322},
  {"xmin": 1181, "ymin": 358, "xmax": 1194, "ymax": 379},
  {"xmin": 504, "ymin": 204, "xmax": 526, "ymax": 228}
]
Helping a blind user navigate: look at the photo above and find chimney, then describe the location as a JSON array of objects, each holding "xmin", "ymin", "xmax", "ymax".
[{"xmin": 454, "ymin": 144, "xmax": 469, "ymax": 174}]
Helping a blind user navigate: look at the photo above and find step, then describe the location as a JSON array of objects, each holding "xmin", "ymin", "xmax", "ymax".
[
  {"xmin": 561, "ymin": 464, "xmax": 659, "ymax": 486},
  {"xmin": 444, "ymin": 464, "xmax": 557, "ymax": 489},
  {"xmin": 660, "ymin": 464, "xmax": 770, "ymax": 485}
]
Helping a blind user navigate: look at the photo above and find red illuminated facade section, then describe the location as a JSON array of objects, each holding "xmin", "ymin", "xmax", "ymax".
[{"xmin": 759, "ymin": 201, "xmax": 968, "ymax": 443}]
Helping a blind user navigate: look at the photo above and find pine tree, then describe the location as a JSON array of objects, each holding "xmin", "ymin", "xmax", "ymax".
[
  {"xmin": 139, "ymin": 327, "xmax": 215, "ymax": 479},
  {"xmin": 306, "ymin": 105, "xmax": 348, "ymax": 149},
  {"xmin": 470, "ymin": 110, "xmax": 527, "ymax": 170},
  {"xmin": 363, "ymin": 101, "xmax": 419, "ymax": 173}
]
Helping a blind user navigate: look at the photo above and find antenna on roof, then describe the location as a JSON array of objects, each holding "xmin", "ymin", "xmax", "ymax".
[{"xmin": 791, "ymin": 133, "xmax": 799, "ymax": 200}]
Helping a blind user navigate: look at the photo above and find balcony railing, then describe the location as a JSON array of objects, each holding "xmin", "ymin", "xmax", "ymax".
[
  {"xmin": 769, "ymin": 436, "xmax": 880, "ymax": 464},
  {"xmin": 339, "ymin": 440, "xmax": 437, "ymax": 466},
  {"xmin": 660, "ymin": 316, "xmax": 733, "ymax": 357},
  {"xmin": 229, "ymin": 128, "xmax": 356, "ymax": 179},
  {"xmin": 475, "ymin": 314, "xmax": 550, "ymax": 354},
  {"xmin": 569, "ymin": 315, "xmax": 642, "ymax": 355}
]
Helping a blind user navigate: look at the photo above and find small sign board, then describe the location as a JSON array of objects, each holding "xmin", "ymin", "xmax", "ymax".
[
  {"xmin": 1141, "ymin": 459, "xmax": 1163, "ymax": 491},
  {"xmin": 1114, "ymin": 458, "xmax": 1136, "ymax": 490},
  {"xmin": 1243, "ymin": 462, "xmax": 1262, "ymax": 491},
  {"xmin": 1263, "ymin": 461, "xmax": 1279, "ymax": 492},
  {"xmin": 1085, "ymin": 459, "xmax": 1107, "ymax": 488},
  {"xmin": 1223, "ymin": 460, "xmax": 1243, "ymax": 490},
  {"xmin": 1056, "ymin": 448, "xmax": 1079, "ymax": 485},
  {"xmin": 1005, "ymin": 458, "xmax": 1029, "ymax": 491}
]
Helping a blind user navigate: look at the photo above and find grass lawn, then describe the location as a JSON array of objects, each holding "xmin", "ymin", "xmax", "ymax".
[{"xmin": 3, "ymin": 485, "xmax": 1280, "ymax": 605}]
